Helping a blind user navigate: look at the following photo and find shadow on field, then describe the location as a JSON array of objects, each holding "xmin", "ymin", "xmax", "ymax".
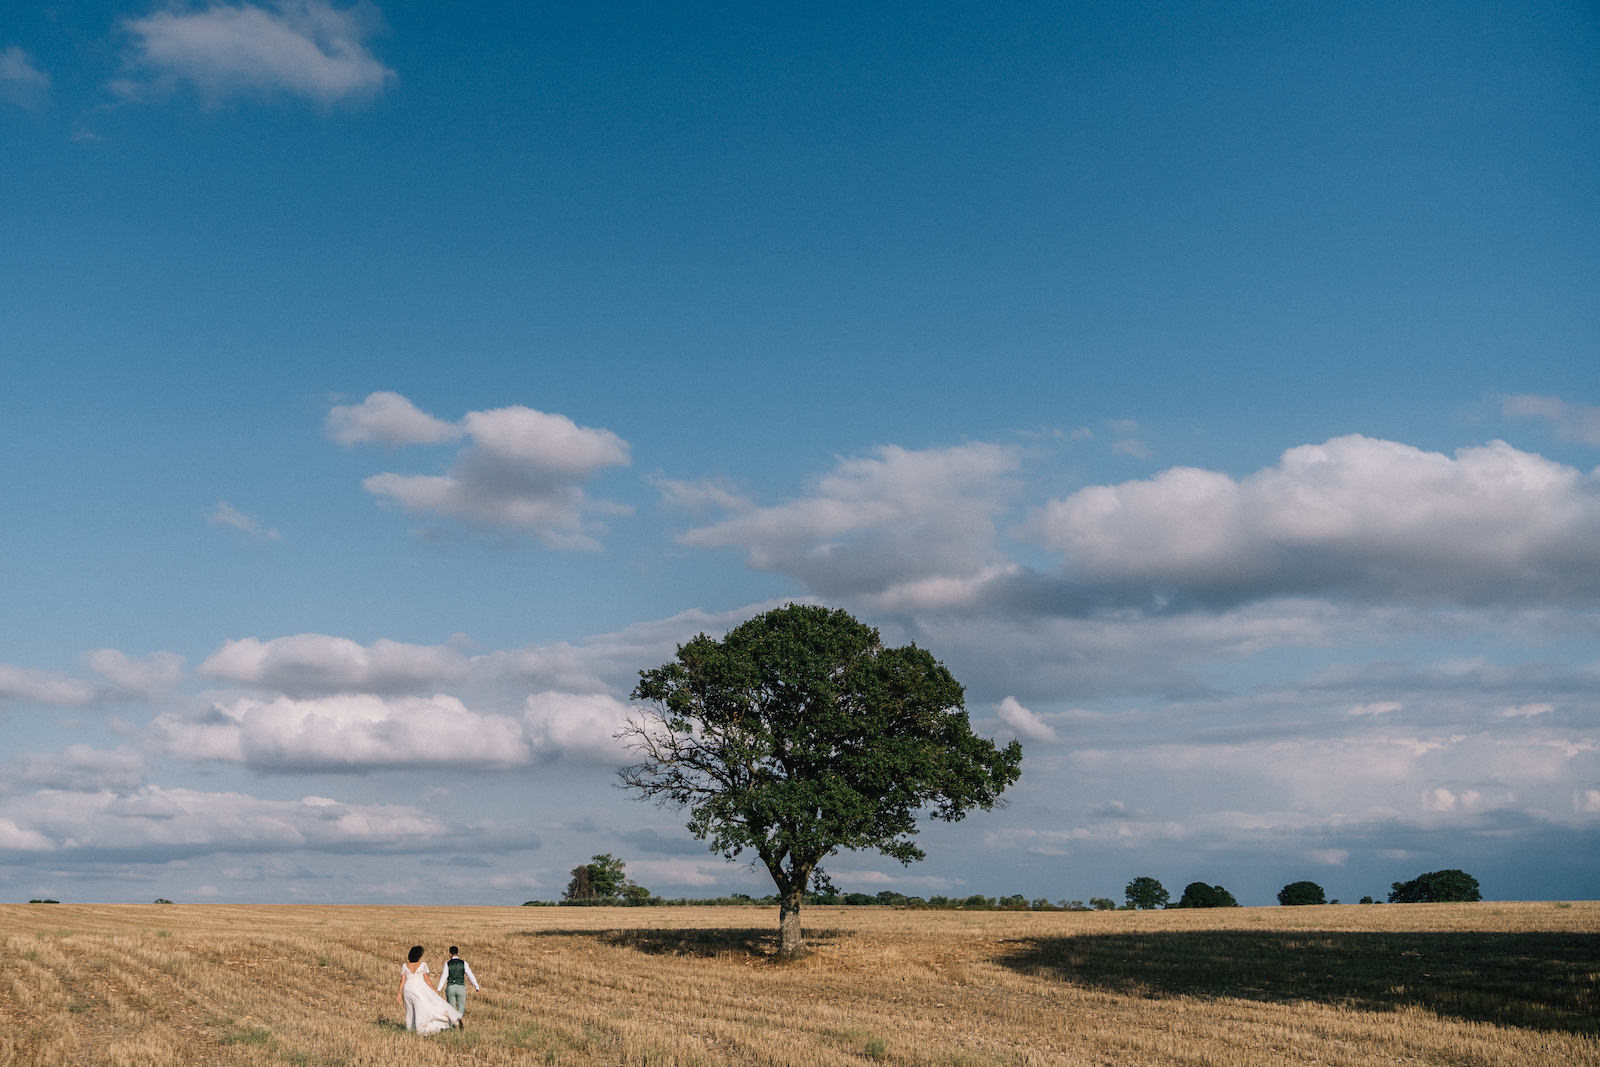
[
  {"xmin": 525, "ymin": 927, "xmax": 845, "ymax": 959},
  {"xmin": 997, "ymin": 930, "xmax": 1600, "ymax": 1035}
]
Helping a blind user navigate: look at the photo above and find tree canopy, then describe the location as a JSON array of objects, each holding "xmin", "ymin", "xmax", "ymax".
[
  {"xmin": 1277, "ymin": 880, "xmax": 1327, "ymax": 906},
  {"xmin": 618, "ymin": 604, "xmax": 1023, "ymax": 956},
  {"xmin": 1124, "ymin": 876, "xmax": 1168, "ymax": 909},
  {"xmin": 1174, "ymin": 882, "xmax": 1239, "ymax": 908},
  {"xmin": 563, "ymin": 853, "xmax": 652, "ymax": 904},
  {"xmin": 1388, "ymin": 869, "xmax": 1482, "ymax": 903}
]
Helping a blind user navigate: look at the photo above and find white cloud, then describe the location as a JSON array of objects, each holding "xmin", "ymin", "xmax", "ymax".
[
  {"xmin": 1023, "ymin": 435, "xmax": 1600, "ymax": 607},
  {"xmin": 84, "ymin": 650, "xmax": 185, "ymax": 696},
  {"xmin": 521, "ymin": 690, "xmax": 632, "ymax": 761},
  {"xmin": 1502, "ymin": 395, "xmax": 1600, "ymax": 446},
  {"xmin": 1, "ymin": 45, "xmax": 50, "ymax": 110},
  {"xmin": 680, "ymin": 442, "xmax": 1021, "ymax": 606},
  {"xmin": 1347, "ymin": 701, "xmax": 1401, "ymax": 717},
  {"xmin": 198, "ymin": 634, "xmax": 469, "ymax": 696},
  {"xmin": 0, "ymin": 786, "xmax": 454, "ymax": 859},
  {"xmin": 153, "ymin": 692, "xmax": 533, "ymax": 771},
  {"xmin": 0, "ymin": 664, "xmax": 97, "ymax": 706},
  {"xmin": 994, "ymin": 696, "xmax": 1060, "ymax": 744},
  {"xmin": 649, "ymin": 476, "xmax": 752, "ymax": 515},
  {"xmin": 120, "ymin": 0, "xmax": 394, "ymax": 107},
  {"xmin": 325, "ymin": 391, "xmax": 461, "ymax": 446},
  {"xmin": 10, "ymin": 745, "xmax": 146, "ymax": 791},
  {"xmin": 208, "ymin": 501, "xmax": 283, "ymax": 540},
  {"xmin": 1501, "ymin": 703, "xmax": 1554, "ymax": 719},
  {"xmin": 341, "ymin": 394, "xmax": 632, "ymax": 548}
]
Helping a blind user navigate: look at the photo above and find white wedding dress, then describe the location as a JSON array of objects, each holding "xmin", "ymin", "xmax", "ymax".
[{"xmin": 401, "ymin": 962, "xmax": 462, "ymax": 1034}]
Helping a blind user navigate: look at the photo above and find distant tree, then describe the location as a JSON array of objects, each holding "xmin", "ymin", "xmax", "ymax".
[
  {"xmin": 1090, "ymin": 897, "xmax": 1117, "ymax": 911},
  {"xmin": 1277, "ymin": 880, "xmax": 1327, "ymax": 906},
  {"xmin": 153, "ymin": 898, "xmax": 174, "ymax": 905},
  {"xmin": 1125, "ymin": 876, "xmax": 1169, "ymax": 909},
  {"xmin": 563, "ymin": 854, "xmax": 651, "ymax": 904},
  {"xmin": 620, "ymin": 604, "xmax": 1022, "ymax": 958},
  {"xmin": 1388, "ymin": 869, "xmax": 1481, "ymax": 903},
  {"xmin": 1174, "ymin": 882, "xmax": 1239, "ymax": 908},
  {"xmin": 1359, "ymin": 896, "xmax": 1375, "ymax": 904}
]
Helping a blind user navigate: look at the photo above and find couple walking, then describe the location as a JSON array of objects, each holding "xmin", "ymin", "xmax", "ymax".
[{"xmin": 397, "ymin": 945, "xmax": 481, "ymax": 1035}]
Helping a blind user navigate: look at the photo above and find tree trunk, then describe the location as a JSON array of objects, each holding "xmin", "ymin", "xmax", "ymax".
[{"xmin": 777, "ymin": 887, "xmax": 804, "ymax": 959}]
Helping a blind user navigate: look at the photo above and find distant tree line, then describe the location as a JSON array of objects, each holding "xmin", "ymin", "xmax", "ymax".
[{"xmin": 527, "ymin": 860, "xmax": 1482, "ymax": 910}]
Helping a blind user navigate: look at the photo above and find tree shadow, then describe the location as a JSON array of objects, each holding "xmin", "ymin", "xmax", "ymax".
[
  {"xmin": 524, "ymin": 927, "xmax": 846, "ymax": 960},
  {"xmin": 996, "ymin": 930, "xmax": 1599, "ymax": 1035}
]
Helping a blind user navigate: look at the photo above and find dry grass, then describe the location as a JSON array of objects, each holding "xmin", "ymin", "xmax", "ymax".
[{"xmin": 1, "ymin": 901, "xmax": 1596, "ymax": 1066}]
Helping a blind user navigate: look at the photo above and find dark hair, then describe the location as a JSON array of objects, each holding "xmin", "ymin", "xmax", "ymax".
[
  {"xmin": 408, "ymin": 945, "xmax": 424, "ymax": 963},
  {"xmin": 449, "ymin": 946, "xmax": 458, "ymax": 955}
]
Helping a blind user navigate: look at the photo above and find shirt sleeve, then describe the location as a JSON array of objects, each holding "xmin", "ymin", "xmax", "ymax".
[{"xmin": 463, "ymin": 960, "xmax": 480, "ymax": 989}]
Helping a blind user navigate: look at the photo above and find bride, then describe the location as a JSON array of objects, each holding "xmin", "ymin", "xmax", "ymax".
[{"xmin": 397, "ymin": 945, "xmax": 463, "ymax": 1034}]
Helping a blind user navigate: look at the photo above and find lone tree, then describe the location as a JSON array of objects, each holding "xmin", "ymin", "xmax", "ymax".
[
  {"xmin": 1174, "ymin": 881, "xmax": 1239, "ymax": 908},
  {"xmin": 563, "ymin": 853, "xmax": 651, "ymax": 904},
  {"xmin": 1124, "ymin": 876, "xmax": 1168, "ymax": 909},
  {"xmin": 1278, "ymin": 880, "xmax": 1327, "ymax": 906},
  {"xmin": 1388, "ymin": 868, "xmax": 1481, "ymax": 903},
  {"xmin": 619, "ymin": 604, "xmax": 1023, "ymax": 958}
]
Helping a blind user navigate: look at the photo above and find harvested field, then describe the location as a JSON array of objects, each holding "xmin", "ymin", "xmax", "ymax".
[{"xmin": 2, "ymin": 901, "xmax": 1596, "ymax": 1065}]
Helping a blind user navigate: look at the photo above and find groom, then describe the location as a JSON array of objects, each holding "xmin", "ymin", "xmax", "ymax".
[{"xmin": 435, "ymin": 946, "xmax": 480, "ymax": 1022}]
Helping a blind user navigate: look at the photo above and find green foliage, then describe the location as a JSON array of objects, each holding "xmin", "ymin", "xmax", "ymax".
[
  {"xmin": 1090, "ymin": 897, "xmax": 1117, "ymax": 911},
  {"xmin": 620, "ymin": 604, "xmax": 1022, "ymax": 952},
  {"xmin": 1389, "ymin": 868, "xmax": 1482, "ymax": 903},
  {"xmin": 1277, "ymin": 880, "xmax": 1327, "ymax": 906},
  {"xmin": 562, "ymin": 853, "xmax": 653, "ymax": 904},
  {"xmin": 1173, "ymin": 882, "xmax": 1239, "ymax": 908},
  {"xmin": 1124, "ymin": 876, "xmax": 1169, "ymax": 909}
]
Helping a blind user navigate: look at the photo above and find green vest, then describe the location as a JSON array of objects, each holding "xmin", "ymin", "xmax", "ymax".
[{"xmin": 447, "ymin": 957, "xmax": 466, "ymax": 986}]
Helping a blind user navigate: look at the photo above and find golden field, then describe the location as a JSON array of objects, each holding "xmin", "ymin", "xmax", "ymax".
[{"xmin": 2, "ymin": 900, "xmax": 1596, "ymax": 1066}]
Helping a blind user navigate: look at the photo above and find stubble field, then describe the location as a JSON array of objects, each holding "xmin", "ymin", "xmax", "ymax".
[{"xmin": 1, "ymin": 900, "xmax": 1596, "ymax": 1066}]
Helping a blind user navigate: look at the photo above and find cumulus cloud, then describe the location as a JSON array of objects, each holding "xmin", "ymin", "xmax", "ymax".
[
  {"xmin": 994, "ymin": 696, "xmax": 1060, "ymax": 744},
  {"xmin": 198, "ymin": 634, "xmax": 468, "ymax": 696},
  {"xmin": 521, "ymin": 690, "xmax": 632, "ymax": 761},
  {"xmin": 1063, "ymin": 722, "xmax": 1598, "ymax": 832},
  {"xmin": 10, "ymin": 745, "xmax": 146, "ymax": 791},
  {"xmin": 1502, "ymin": 395, "xmax": 1600, "ymax": 446},
  {"xmin": 85, "ymin": 650, "xmax": 185, "ymax": 696},
  {"xmin": 0, "ymin": 665, "xmax": 98, "ymax": 707},
  {"xmin": 325, "ymin": 391, "xmax": 460, "ymax": 446},
  {"xmin": 119, "ymin": 0, "xmax": 394, "ymax": 107},
  {"xmin": 1, "ymin": 45, "xmax": 50, "ymax": 110},
  {"xmin": 0, "ymin": 786, "xmax": 454, "ymax": 860},
  {"xmin": 1023, "ymin": 435, "xmax": 1600, "ymax": 608},
  {"xmin": 680, "ymin": 442, "xmax": 1022, "ymax": 607},
  {"xmin": 335, "ymin": 393, "xmax": 632, "ymax": 549},
  {"xmin": 152, "ymin": 692, "xmax": 534, "ymax": 771}
]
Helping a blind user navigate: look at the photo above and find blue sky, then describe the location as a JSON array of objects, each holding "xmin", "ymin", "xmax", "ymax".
[{"xmin": 2, "ymin": 0, "xmax": 1597, "ymax": 906}]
